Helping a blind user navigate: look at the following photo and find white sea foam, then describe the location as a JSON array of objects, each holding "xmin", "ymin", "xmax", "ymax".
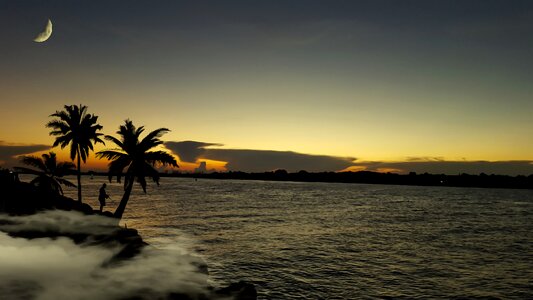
[{"xmin": 0, "ymin": 210, "xmax": 208, "ymax": 300}]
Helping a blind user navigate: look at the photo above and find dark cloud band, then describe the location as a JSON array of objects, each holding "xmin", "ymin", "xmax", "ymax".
[
  {"xmin": 354, "ymin": 160, "xmax": 533, "ymax": 176},
  {"xmin": 165, "ymin": 140, "xmax": 533, "ymax": 175},
  {"xmin": 164, "ymin": 141, "xmax": 356, "ymax": 172},
  {"xmin": 0, "ymin": 141, "xmax": 50, "ymax": 167},
  {"xmin": 164, "ymin": 141, "xmax": 223, "ymax": 163}
]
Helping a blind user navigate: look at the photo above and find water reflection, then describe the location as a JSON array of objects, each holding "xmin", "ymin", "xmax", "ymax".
[{"xmin": 52, "ymin": 176, "xmax": 533, "ymax": 298}]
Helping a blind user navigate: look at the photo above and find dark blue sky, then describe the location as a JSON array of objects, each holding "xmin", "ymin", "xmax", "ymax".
[{"xmin": 1, "ymin": 0, "xmax": 532, "ymax": 173}]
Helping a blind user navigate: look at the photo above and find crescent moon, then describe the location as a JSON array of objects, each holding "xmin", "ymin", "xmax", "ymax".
[{"xmin": 33, "ymin": 19, "xmax": 53, "ymax": 43}]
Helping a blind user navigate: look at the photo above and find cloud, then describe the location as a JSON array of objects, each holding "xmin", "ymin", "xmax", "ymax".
[
  {"xmin": 0, "ymin": 141, "xmax": 50, "ymax": 168},
  {"xmin": 0, "ymin": 210, "xmax": 208, "ymax": 299},
  {"xmin": 165, "ymin": 141, "xmax": 533, "ymax": 175},
  {"xmin": 165, "ymin": 141, "xmax": 222, "ymax": 163},
  {"xmin": 405, "ymin": 156, "xmax": 445, "ymax": 162},
  {"xmin": 195, "ymin": 161, "xmax": 208, "ymax": 173},
  {"xmin": 354, "ymin": 160, "xmax": 533, "ymax": 176},
  {"xmin": 206, "ymin": 149, "xmax": 356, "ymax": 173},
  {"xmin": 165, "ymin": 141, "xmax": 356, "ymax": 172}
]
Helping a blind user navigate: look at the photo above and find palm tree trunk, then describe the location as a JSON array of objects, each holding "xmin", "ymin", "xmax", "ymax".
[
  {"xmin": 77, "ymin": 148, "xmax": 82, "ymax": 203},
  {"xmin": 114, "ymin": 179, "xmax": 134, "ymax": 219}
]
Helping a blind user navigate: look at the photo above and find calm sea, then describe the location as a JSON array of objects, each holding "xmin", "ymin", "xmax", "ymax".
[{"xmin": 61, "ymin": 176, "xmax": 532, "ymax": 299}]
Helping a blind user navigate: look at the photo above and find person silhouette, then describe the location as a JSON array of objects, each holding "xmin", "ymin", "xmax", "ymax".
[{"xmin": 99, "ymin": 183, "xmax": 110, "ymax": 212}]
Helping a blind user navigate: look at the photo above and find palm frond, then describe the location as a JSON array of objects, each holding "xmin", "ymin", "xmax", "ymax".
[
  {"xmin": 142, "ymin": 161, "xmax": 160, "ymax": 184},
  {"xmin": 30, "ymin": 176, "xmax": 43, "ymax": 186},
  {"xmin": 138, "ymin": 128, "xmax": 169, "ymax": 151},
  {"xmin": 56, "ymin": 177, "xmax": 76, "ymax": 188},
  {"xmin": 104, "ymin": 135, "xmax": 125, "ymax": 150},
  {"xmin": 49, "ymin": 109, "xmax": 70, "ymax": 121},
  {"xmin": 96, "ymin": 150, "xmax": 128, "ymax": 160},
  {"xmin": 137, "ymin": 176, "xmax": 148, "ymax": 193},
  {"xmin": 20, "ymin": 155, "xmax": 47, "ymax": 171},
  {"xmin": 70, "ymin": 145, "xmax": 78, "ymax": 162},
  {"xmin": 56, "ymin": 161, "xmax": 76, "ymax": 175},
  {"xmin": 144, "ymin": 151, "xmax": 179, "ymax": 167},
  {"xmin": 46, "ymin": 120, "xmax": 70, "ymax": 134},
  {"xmin": 52, "ymin": 134, "xmax": 73, "ymax": 148},
  {"xmin": 97, "ymin": 119, "xmax": 178, "ymax": 218},
  {"xmin": 13, "ymin": 167, "xmax": 41, "ymax": 175},
  {"xmin": 107, "ymin": 155, "xmax": 132, "ymax": 184},
  {"xmin": 56, "ymin": 183, "xmax": 64, "ymax": 195},
  {"xmin": 43, "ymin": 152, "xmax": 57, "ymax": 173},
  {"xmin": 79, "ymin": 145, "xmax": 88, "ymax": 163}
]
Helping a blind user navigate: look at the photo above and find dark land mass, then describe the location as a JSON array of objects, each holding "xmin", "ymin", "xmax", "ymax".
[
  {"xmin": 18, "ymin": 168, "xmax": 533, "ymax": 189},
  {"xmin": 160, "ymin": 170, "xmax": 532, "ymax": 190},
  {"xmin": 0, "ymin": 169, "xmax": 257, "ymax": 300}
]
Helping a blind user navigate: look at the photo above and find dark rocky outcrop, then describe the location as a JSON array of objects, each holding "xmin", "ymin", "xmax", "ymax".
[
  {"xmin": 0, "ymin": 170, "xmax": 257, "ymax": 300},
  {"xmin": 0, "ymin": 169, "xmax": 94, "ymax": 215},
  {"xmin": 212, "ymin": 281, "xmax": 258, "ymax": 300}
]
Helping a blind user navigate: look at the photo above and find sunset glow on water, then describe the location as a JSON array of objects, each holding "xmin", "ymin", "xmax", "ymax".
[{"xmin": 57, "ymin": 176, "xmax": 533, "ymax": 299}]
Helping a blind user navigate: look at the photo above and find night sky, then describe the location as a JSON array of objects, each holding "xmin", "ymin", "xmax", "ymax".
[{"xmin": 1, "ymin": 0, "xmax": 532, "ymax": 174}]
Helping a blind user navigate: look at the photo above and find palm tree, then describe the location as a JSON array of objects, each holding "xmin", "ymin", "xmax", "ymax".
[
  {"xmin": 46, "ymin": 104, "xmax": 104, "ymax": 203},
  {"xmin": 96, "ymin": 120, "xmax": 178, "ymax": 219},
  {"xmin": 14, "ymin": 152, "xmax": 76, "ymax": 195}
]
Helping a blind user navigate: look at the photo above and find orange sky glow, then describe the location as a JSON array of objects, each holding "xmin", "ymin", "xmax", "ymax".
[{"xmin": 1, "ymin": 1, "xmax": 532, "ymax": 175}]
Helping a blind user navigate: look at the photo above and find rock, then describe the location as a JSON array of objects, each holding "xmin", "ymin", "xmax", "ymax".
[
  {"xmin": 0, "ymin": 171, "xmax": 258, "ymax": 300},
  {"xmin": 100, "ymin": 228, "xmax": 149, "ymax": 264},
  {"xmin": 101, "ymin": 211, "xmax": 115, "ymax": 218},
  {"xmin": 213, "ymin": 281, "xmax": 257, "ymax": 300}
]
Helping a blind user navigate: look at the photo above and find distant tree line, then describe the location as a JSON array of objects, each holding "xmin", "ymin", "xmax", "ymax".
[{"xmin": 156, "ymin": 169, "xmax": 533, "ymax": 189}]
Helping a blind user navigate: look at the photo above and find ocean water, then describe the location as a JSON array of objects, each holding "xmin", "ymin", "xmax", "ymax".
[{"xmin": 59, "ymin": 176, "xmax": 533, "ymax": 299}]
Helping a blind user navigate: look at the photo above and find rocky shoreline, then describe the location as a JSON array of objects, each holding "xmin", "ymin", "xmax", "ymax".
[{"xmin": 0, "ymin": 171, "xmax": 257, "ymax": 300}]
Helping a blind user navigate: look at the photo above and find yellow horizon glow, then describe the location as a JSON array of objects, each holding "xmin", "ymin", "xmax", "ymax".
[
  {"xmin": 15, "ymin": 146, "xmax": 230, "ymax": 173},
  {"xmin": 2, "ymin": 2, "xmax": 533, "ymax": 173},
  {"xmin": 2, "ymin": 86, "xmax": 532, "ymax": 167},
  {"xmin": 2, "ymin": 73, "xmax": 533, "ymax": 166},
  {"xmin": 11, "ymin": 144, "xmax": 532, "ymax": 176}
]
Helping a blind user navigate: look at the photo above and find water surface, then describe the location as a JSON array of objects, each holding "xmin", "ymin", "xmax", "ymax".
[{"xmin": 63, "ymin": 177, "xmax": 533, "ymax": 299}]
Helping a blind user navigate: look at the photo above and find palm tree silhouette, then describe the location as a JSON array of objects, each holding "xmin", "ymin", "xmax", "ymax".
[
  {"xmin": 14, "ymin": 152, "xmax": 76, "ymax": 195},
  {"xmin": 46, "ymin": 104, "xmax": 104, "ymax": 202},
  {"xmin": 96, "ymin": 120, "xmax": 178, "ymax": 219}
]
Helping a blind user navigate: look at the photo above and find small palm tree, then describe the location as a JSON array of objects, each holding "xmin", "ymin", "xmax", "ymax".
[
  {"xmin": 46, "ymin": 104, "xmax": 104, "ymax": 202},
  {"xmin": 14, "ymin": 152, "xmax": 76, "ymax": 195},
  {"xmin": 96, "ymin": 120, "xmax": 178, "ymax": 219}
]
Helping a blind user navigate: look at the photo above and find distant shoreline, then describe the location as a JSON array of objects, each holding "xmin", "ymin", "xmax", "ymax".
[{"xmin": 75, "ymin": 170, "xmax": 533, "ymax": 190}]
